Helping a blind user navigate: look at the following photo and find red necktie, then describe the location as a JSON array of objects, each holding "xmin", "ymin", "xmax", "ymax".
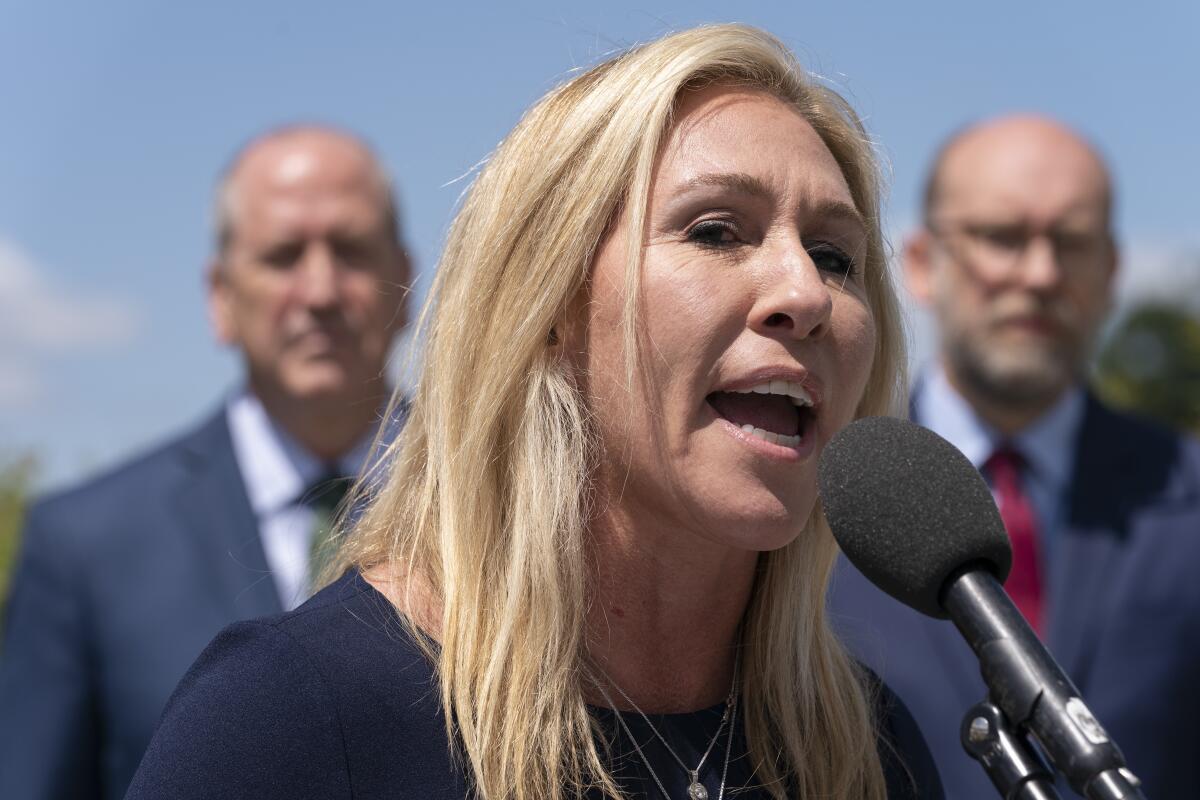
[{"xmin": 984, "ymin": 446, "xmax": 1044, "ymax": 635}]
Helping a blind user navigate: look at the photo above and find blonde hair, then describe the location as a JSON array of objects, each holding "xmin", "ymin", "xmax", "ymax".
[{"xmin": 336, "ymin": 23, "xmax": 907, "ymax": 800}]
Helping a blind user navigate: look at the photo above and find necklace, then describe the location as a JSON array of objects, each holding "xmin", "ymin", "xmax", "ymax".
[{"xmin": 592, "ymin": 659, "xmax": 740, "ymax": 800}]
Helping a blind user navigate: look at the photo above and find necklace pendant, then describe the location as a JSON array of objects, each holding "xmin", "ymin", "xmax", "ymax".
[{"xmin": 687, "ymin": 780, "xmax": 709, "ymax": 800}]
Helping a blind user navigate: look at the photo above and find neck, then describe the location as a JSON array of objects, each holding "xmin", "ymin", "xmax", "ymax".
[
  {"xmin": 584, "ymin": 507, "xmax": 757, "ymax": 713},
  {"xmin": 251, "ymin": 379, "xmax": 389, "ymax": 460},
  {"xmin": 940, "ymin": 360, "xmax": 1064, "ymax": 437}
]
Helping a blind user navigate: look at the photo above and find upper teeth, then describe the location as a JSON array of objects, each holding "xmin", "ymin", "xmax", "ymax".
[{"xmin": 731, "ymin": 380, "xmax": 813, "ymax": 407}]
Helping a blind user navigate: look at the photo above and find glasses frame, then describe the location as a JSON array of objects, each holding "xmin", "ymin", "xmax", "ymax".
[{"xmin": 925, "ymin": 218, "xmax": 1113, "ymax": 280}]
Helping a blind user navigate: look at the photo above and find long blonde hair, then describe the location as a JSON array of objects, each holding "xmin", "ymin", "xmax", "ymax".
[{"xmin": 337, "ymin": 23, "xmax": 907, "ymax": 800}]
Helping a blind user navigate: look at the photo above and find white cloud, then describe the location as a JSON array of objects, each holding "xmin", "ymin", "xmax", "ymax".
[
  {"xmin": 1113, "ymin": 239, "xmax": 1200, "ymax": 313},
  {"xmin": 0, "ymin": 237, "xmax": 141, "ymax": 351},
  {"xmin": 0, "ymin": 236, "xmax": 142, "ymax": 411},
  {"xmin": 0, "ymin": 356, "xmax": 43, "ymax": 409}
]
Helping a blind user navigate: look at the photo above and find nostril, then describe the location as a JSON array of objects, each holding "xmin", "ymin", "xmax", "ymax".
[{"xmin": 764, "ymin": 312, "xmax": 791, "ymax": 328}]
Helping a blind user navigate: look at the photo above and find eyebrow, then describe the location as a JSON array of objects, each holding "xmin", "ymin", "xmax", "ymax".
[
  {"xmin": 680, "ymin": 171, "xmax": 867, "ymax": 233},
  {"xmin": 682, "ymin": 171, "xmax": 774, "ymax": 199},
  {"xmin": 810, "ymin": 199, "xmax": 868, "ymax": 235}
]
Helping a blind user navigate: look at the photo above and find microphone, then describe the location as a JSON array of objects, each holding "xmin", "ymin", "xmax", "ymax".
[{"xmin": 818, "ymin": 416, "xmax": 1146, "ymax": 800}]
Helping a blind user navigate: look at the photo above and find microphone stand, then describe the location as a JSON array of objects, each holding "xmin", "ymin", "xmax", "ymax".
[
  {"xmin": 961, "ymin": 699, "xmax": 1061, "ymax": 799},
  {"xmin": 943, "ymin": 569, "xmax": 1147, "ymax": 800}
]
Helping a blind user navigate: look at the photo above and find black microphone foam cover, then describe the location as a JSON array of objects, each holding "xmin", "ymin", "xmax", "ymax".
[{"xmin": 818, "ymin": 416, "xmax": 1012, "ymax": 618}]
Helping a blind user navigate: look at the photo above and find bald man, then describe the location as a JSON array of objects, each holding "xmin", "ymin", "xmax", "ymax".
[
  {"xmin": 828, "ymin": 116, "xmax": 1200, "ymax": 798},
  {"xmin": 0, "ymin": 126, "xmax": 410, "ymax": 800}
]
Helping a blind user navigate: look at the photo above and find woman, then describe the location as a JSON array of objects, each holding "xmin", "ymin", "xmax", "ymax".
[{"xmin": 129, "ymin": 24, "xmax": 941, "ymax": 800}]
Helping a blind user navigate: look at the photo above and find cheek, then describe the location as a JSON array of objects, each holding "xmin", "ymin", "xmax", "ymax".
[
  {"xmin": 236, "ymin": 276, "xmax": 292, "ymax": 323},
  {"xmin": 585, "ymin": 280, "xmax": 719, "ymax": 460},
  {"xmin": 341, "ymin": 274, "xmax": 387, "ymax": 317},
  {"xmin": 642, "ymin": 267, "xmax": 744, "ymax": 369},
  {"xmin": 1071, "ymin": 278, "xmax": 1112, "ymax": 326},
  {"xmin": 575, "ymin": 288, "xmax": 631, "ymax": 435},
  {"xmin": 832, "ymin": 301, "xmax": 878, "ymax": 412},
  {"xmin": 932, "ymin": 267, "xmax": 988, "ymax": 322}
]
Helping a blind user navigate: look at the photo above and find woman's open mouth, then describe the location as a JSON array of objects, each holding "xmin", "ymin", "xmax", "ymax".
[{"xmin": 706, "ymin": 380, "xmax": 816, "ymax": 449}]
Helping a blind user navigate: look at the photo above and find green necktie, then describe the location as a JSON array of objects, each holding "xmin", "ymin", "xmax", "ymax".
[{"xmin": 305, "ymin": 472, "xmax": 351, "ymax": 591}]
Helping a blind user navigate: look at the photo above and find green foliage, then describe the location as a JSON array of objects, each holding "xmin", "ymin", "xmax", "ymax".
[
  {"xmin": 0, "ymin": 454, "xmax": 37, "ymax": 609},
  {"xmin": 1095, "ymin": 302, "xmax": 1200, "ymax": 434}
]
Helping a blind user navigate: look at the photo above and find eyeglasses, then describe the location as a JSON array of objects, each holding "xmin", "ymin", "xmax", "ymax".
[{"xmin": 927, "ymin": 219, "xmax": 1112, "ymax": 278}]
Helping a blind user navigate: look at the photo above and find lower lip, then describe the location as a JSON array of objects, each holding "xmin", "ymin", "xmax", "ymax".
[{"xmin": 713, "ymin": 415, "xmax": 815, "ymax": 463}]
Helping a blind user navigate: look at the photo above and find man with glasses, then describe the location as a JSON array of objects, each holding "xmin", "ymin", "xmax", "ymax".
[{"xmin": 828, "ymin": 115, "xmax": 1200, "ymax": 798}]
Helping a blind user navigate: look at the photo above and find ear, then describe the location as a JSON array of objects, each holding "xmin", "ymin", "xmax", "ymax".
[
  {"xmin": 903, "ymin": 228, "xmax": 938, "ymax": 307},
  {"xmin": 1095, "ymin": 234, "xmax": 1120, "ymax": 315},
  {"xmin": 1102, "ymin": 234, "xmax": 1120, "ymax": 289},
  {"xmin": 206, "ymin": 259, "xmax": 237, "ymax": 345}
]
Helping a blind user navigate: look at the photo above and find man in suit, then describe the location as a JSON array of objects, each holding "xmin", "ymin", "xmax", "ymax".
[
  {"xmin": 0, "ymin": 125, "xmax": 410, "ymax": 800},
  {"xmin": 827, "ymin": 115, "xmax": 1200, "ymax": 798}
]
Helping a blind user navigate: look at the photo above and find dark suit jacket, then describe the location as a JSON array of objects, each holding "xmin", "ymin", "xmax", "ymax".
[
  {"xmin": 0, "ymin": 411, "xmax": 283, "ymax": 800},
  {"xmin": 827, "ymin": 395, "xmax": 1200, "ymax": 798}
]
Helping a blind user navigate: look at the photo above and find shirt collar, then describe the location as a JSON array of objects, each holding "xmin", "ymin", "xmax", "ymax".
[
  {"xmin": 915, "ymin": 362, "xmax": 1084, "ymax": 490},
  {"xmin": 226, "ymin": 389, "xmax": 380, "ymax": 515},
  {"xmin": 914, "ymin": 364, "xmax": 994, "ymax": 470}
]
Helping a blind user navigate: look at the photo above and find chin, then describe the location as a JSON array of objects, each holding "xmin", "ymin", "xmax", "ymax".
[
  {"xmin": 696, "ymin": 492, "xmax": 815, "ymax": 553},
  {"xmin": 984, "ymin": 353, "xmax": 1073, "ymax": 402},
  {"xmin": 282, "ymin": 368, "xmax": 354, "ymax": 402}
]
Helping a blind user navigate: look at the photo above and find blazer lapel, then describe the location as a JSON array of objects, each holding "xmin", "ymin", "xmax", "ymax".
[
  {"xmin": 1048, "ymin": 521, "xmax": 1122, "ymax": 688},
  {"xmin": 1049, "ymin": 396, "xmax": 1145, "ymax": 685},
  {"xmin": 173, "ymin": 410, "xmax": 283, "ymax": 619}
]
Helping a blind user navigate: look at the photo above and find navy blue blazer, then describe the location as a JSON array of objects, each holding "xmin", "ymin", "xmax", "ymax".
[
  {"xmin": 0, "ymin": 411, "xmax": 283, "ymax": 800},
  {"xmin": 827, "ymin": 395, "xmax": 1200, "ymax": 798}
]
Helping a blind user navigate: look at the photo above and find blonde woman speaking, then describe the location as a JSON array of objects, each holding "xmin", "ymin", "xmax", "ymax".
[{"xmin": 128, "ymin": 24, "xmax": 943, "ymax": 800}]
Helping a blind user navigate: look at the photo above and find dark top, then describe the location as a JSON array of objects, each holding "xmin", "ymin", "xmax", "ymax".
[{"xmin": 128, "ymin": 572, "xmax": 943, "ymax": 799}]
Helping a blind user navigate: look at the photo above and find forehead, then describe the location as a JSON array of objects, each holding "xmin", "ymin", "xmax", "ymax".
[
  {"xmin": 227, "ymin": 136, "xmax": 389, "ymax": 238},
  {"xmin": 657, "ymin": 86, "xmax": 854, "ymax": 206},
  {"xmin": 936, "ymin": 126, "xmax": 1110, "ymax": 225}
]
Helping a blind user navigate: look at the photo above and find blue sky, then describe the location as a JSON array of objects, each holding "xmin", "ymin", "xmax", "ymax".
[{"xmin": 3, "ymin": 0, "xmax": 1198, "ymax": 490}]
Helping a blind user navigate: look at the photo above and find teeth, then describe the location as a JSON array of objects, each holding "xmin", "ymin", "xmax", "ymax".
[
  {"xmin": 733, "ymin": 380, "xmax": 813, "ymax": 407},
  {"xmin": 739, "ymin": 423, "xmax": 802, "ymax": 448}
]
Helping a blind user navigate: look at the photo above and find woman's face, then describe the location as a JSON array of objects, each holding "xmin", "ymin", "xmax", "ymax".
[{"xmin": 576, "ymin": 86, "xmax": 877, "ymax": 553}]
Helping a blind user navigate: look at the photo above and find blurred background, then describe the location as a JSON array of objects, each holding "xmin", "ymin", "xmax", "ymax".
[{"xmin": 2, "ymin": 0, "xmax": 1198, "ymax": 597}]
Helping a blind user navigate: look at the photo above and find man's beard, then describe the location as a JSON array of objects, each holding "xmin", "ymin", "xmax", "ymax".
[{"xmin": 945, "ymin": 326, "xmax": 1088, "ymax": 411}]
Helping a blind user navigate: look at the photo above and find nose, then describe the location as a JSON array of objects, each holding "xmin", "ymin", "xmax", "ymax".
[
  {"xmin": 1016, "ymin": 235, "xmax": 1064, "ymax": 292},
  {"xmin": 295, "ymin": 244, "xmax": 340, "ymax": 308},
  {"xmin": 748, "ymin": 240, "xmax": 833, "ymax": 341}
]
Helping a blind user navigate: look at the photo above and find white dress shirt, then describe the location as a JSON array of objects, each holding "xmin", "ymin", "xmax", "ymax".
[
  {"xmin": 226, "ymin": 391, "xmax": 378, "ymax": 610},
  {"xmin": 914, "ymin": 363, "xmax": 1085, "ymax": 562}
]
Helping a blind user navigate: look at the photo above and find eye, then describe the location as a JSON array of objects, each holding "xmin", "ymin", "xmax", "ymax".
[
  {"xmin": 332, "ymin": 237, "xmax": 373, "ymax": 268},
  {"xmin": 1052, "ymin": 231, "xmax": 1102, "ymax": 256},
  {"xmin": 261, "ymin": 242, "xmax": 303, "ymax": 269},
  {"xmin": 686, "ymin": 219, "xmax": 740, "ymax": 249},
  {"xmin": 974, "ymin": 225, "xmax": 1027, "ymax": 253},
  {"xmin": 806, "ymin": 242, "xmax": 859, "ymax": 278}
]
